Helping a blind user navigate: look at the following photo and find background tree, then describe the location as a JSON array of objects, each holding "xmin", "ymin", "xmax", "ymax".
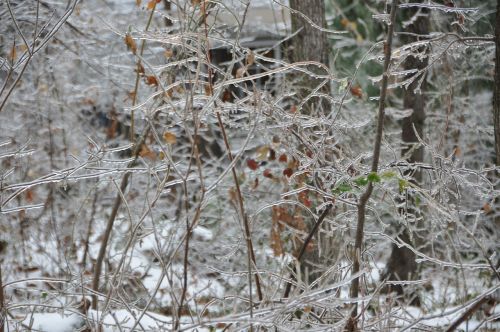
[
  {"xmin": 283, "ymin": 0, "xmax": 332, "ymax": 289},
  {"xmin": 382, "ymin": 1, "xmax": 430, "ymax": 303},
  {"xmin": 494, "ymin": 0, "xmax": 500, "ymax": 205},
  {"xmin": 289, "ymin": 0, "xmax": 329, "ymax": 65},
  {"xmin": 288, "ymin": 0, "xmax": 330, "ymax": 112}
]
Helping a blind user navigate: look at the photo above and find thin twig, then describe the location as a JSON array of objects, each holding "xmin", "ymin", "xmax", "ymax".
[
  {"xmin": 346, "ymin": 1, "xmax": 398, "ymax": 331},
  {"xmin": 445, "ymin": 296, "xmax": 493, "ymax": 332},
  {"xmin": 283, "ymin": 204, "xmax": 333, "ymax": 298},
  {"xmin": 199, "ymin": 0, "xmax": 263, "ymax": 308},
  {"xmin": 91, "ymin": 124, "xmax": 152, "ymax": 310},
  {"xmin": 130, "ymin": 1, "xmax": 157, "ymax": 141},
  {"xmin": 0, "ymin": 1, "xmax": 78, "ymax": 112}
]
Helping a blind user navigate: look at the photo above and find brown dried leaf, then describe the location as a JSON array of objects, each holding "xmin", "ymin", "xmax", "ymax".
[
  {"xmin": 268, "ymin": 148, "xmax": 276, "ymax": 161},
  {"xmin": 229, "ymin": 187, "xmax": 238, "ymax": 204},
  {"xmin": 125, "ymin": 33, "xmax": 137, "ymax": 55},
  {"xmin": 222, "ymin": 89, "xmax": 232, "ymax": 102},
  {"xmin": 139, "ymin": 144, "xmax": 156, "ymax": 159},
  {"xmin": 9, "ymin": 44, "xmax": 16, "ymax": 61},
  {"xmin": 126, "ymin": 91, "xmax": 136, "ymax": 102},
  {"xmin": 350, "ymin": 85, "xmax": 363, "ymax": 98},
  {"xmin": 287, "ymin": 158, "xmax": 300, "ymax": 170},
  {"xmin": 164, "ymin": 48, "xmax": 174, "ymax": 59},
  {"xmin": 164, "ymin": 89, "xmax": 173, "ymax": 99},
  {"xmin": 107, "ymin": 118, "xmax": 118, "ymax": 139},
  {"xmin": 283, "ymin": 168, "xmax": 293, "ymax": 178},
  {"xmin": 483, "ymin": 202, "xmax": 493, "ymax": 215},
  {"xmin": 274, "ymin": 206, "xmax": 293, "ymax": 226},
  {"xmin": 246, "ymin": 159, "xmax": 259, "ymax": 170},
  {"xmin": 256, "ymin": 146, "xmax": 269, "ymax": 161},
  {"xmin": 246, "ymin": 50, "xmax": 255, "ymax": 66},
  {"xmin": 293, "ymin": 214, "xmax": 306, "ymax": 231},
  {"xmin": 298, "ymin": 191, "xmax": 312, "ymax": 208},
  {"xmin": 163, "ymin": 131, "xmax": 177, "ymax": 144},
  {"xmin": 270, "ymin": 223, "xmax": 283, "ymax": 257},
  {"xmin": 263, "ymin": 169, "xmax": 273, "ymax": 179},
  {"xmin": 145, "ymin": 75, "xmax": 158, "ymax": 86},
  {"xmin": 204, "ymin": 84, "xmax": 213, "ymax": 96},
  {"xmin": 25, "ymin": 189, "xmax": 35, "ymax": 202},
  {"xmin": 146, "ymin": 0, "xmax": 159, "ymax": 10}
]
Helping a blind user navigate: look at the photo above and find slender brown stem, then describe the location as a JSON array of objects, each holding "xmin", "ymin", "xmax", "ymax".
[
  {"xmin": 283, "ymin": 204, "xmax": 332, "ymax": 298},
  {"xmin": 130, "ymin": 1, "xmax": 157, "ymax": 141},
  {"xmin": 215, "ymin": 112, "xmax": 263, "ymax": 302},
  {"xmin": 91, "ymin": 126, "xmax": 151, "ymax": 310},
  {"xmin": 82, "ymin": 189, "xmax": 98, "ymax": 269},
  {"xmin": 175, "ymin": 133, "xmax": 206, "ymax": 329},
  {"xmin": 446, "ymin": 296, "xmax": 493, "ymax": 332},
  {"xmin": 346, "ymin": 1, "xmax": 398, "ymax": 331},
  {"xmin": 91, "ymin": 2, "xmax": 160, "ymax": 311},
  {"xmin": 199, "ymin": 0, "xmax": 263, "ymax": 305}
]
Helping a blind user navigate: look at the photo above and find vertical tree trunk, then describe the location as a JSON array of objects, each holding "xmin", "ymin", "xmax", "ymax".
[
  {"xmin": 382, "ymin": 3, "xmax": 429, "ymax": 304},
  {"xmin": 288, "ymin": 0, "xmax": 329, "ymax": 287},
  {"xmin": 289, "ymin": 0, "xmax": 329, "ymax": 115},
  {"xmin": 493, "ymin": 0, "xmax": 500, "ymax": 257},
  {"xmin": 289, "ymin": 0, "xmax": 328, "ymax": 65}
]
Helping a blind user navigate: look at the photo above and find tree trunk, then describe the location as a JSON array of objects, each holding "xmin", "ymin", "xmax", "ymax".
[
  {"xmin": 289, "ymin": 0, "xmax": 330, "ymax": 115},
  {"xmin": 288, "ymin": 0, "xmax": 329, "ymax": 288},
  {"xmin": 289, "ymin": 0, "xmax": 328, "ymax": 65},
  {"xmin": 382, "ymin": 3, "xmax": 429, "ymax": 305},
  {"xmin": 493, "ymin": 0, "xmax": 500, "ymax": 261}
]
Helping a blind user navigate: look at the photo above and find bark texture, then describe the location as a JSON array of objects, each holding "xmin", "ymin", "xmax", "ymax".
[
  {"xmin": 289, "ymin": 0, "xmax": 330, "ymax": 112},
  {"xmin": 289, "ymin": 0, "xmax": 329, "ymax": 65},
  {"xmin": 288, "ymin": 0, "xmax": 329, "ymax": 288},
  {"xmin": 494, "ymin": 0, "xmax": 500, "ymax": 166},
  {"xmin": 493, "ymin": 0, "xmax": 500, "ymax": 261},
  {"xmin": 382, "ymin": 4, "xmax": 429, "ymax": 304}
]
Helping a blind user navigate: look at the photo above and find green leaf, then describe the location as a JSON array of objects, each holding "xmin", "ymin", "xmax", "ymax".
[
  {"xmin": 398, "ymin": 179, "xmax": 408, "ymax": 192},
  {"xmin": 354, "ymin": 176, "xmax": 368, "ymax": 186},
  {"xmin": 41, "ymin": 291, "xmax": 47, "ymax": 299},
  {"xmin": 381, "ymin": 171, "xmax": 397, "ymax": 179},
  {"xmin": 367, "ymin": 172, "xmax": 381, "ymax": 183},
  {"xmin": 333, "ymin": 183, "xmax": 352, "ymax": 194}
]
